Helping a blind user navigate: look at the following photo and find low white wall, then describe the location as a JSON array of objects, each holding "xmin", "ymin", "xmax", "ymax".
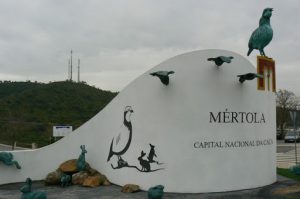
[{"xmin": 0, "ymin": 49, "xmax": 276, "ymax": 193}]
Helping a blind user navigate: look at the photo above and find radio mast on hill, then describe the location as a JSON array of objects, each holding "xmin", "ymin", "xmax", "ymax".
[
  {"xmin": 68, "ymin": 50, "xmax": 81, "ymax": 82},
  {"xmin": 68, "ymin": 59, "xmax": 70, "ymax": 80},
  {"xmin": 78, "ymin": 59, "xmax": 80, "ymax": 82},
  {"xmin": 70, "ymin": 50, "xmax": 73, "ymax": 81}
]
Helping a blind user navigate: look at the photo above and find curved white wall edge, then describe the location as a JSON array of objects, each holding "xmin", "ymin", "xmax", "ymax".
[{"xmin": 0, "ymin": 49, "xmax": 276, "ymax": 193}]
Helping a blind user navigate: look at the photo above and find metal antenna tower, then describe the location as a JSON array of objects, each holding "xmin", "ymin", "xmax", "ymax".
[
  {"xmin": 68, "ymin": 59, "xmax": 70, "ymax": 80},
  {"xmin": 70, "ymin": 50, "xmax": 73, "ymax": 81},
  {"xmin": 78, "ymin": 59, "xmax": 80, "ymax": 82}
]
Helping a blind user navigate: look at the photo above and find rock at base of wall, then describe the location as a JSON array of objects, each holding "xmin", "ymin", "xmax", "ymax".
[
  {"xmin": 45, "ymin": 160, "xmax": 110, "ymax": 187},
  {"xmin": 82, "ymin": 175, "xmax": 101, "ymax": 187},
  {"xmin": 122, "ymin": 184, "xmax": 140, "ymax": 193},
  {"xmin": 103, "ymin": 178, "xmax": 111, "ymax": 186},
  {"xmin": 45, "ymin": 169, "xmax": 63, "ymax": 185},
  {"xmin": 72, "ymin": 171, "xmax": 90, "ymax": 185},
  {"xmin": 59, "ymin": 159, "xmax": 78, "ymax": 173}
]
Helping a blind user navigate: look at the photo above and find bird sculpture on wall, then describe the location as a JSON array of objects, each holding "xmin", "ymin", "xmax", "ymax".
[
  {"xmin": 150, "ymin": 71, "xmax": 175, "ymax": 86},
  {"xmin": 207, "ymin": 56, "xmax": 234, "ymax": 66},
  {"xmin": 247, "ymin": 8, "xmax": 273, "ymax": 57},
  {"xmin": 107, "ymin": 106, "xmax": 134, "ymax": 163},
  {"xmin": 237, "ymin": 73, "xmax": 264, "ymax": 83}
]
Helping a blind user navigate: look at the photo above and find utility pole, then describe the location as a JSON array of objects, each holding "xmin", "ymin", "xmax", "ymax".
[
  {"xmin": 78, "ymin": 59, "xmax": 80, "ymax": 82},
  {"xmin": 70, "ymin": 50, "xmax": 73, "ymax": 81}
]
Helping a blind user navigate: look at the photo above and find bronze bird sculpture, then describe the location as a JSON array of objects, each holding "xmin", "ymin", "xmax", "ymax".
[
  {"xmin": 247, "ymin": 8, "xmax": 273, "ymax": 57},
  {"xmin": 150, "ymin": 71, "xmax": 175, "ymax": 86},
  {"xmin": 237, "ymin": 73, "xmax": 264, "ymax": 83},
  {"xmin": 207, "ymin": 56, "xmax": 234, "ymax": 66}
]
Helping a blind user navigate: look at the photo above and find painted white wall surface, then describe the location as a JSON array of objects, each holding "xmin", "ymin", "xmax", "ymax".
[{"xmin": 0, "ymin": 49, "xmax": 276, "ymax": 193}]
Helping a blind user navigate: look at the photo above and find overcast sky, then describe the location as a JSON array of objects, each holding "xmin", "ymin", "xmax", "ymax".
[{"xmin": 0, "ymin": 0, "xmax": 299, "ymax": 95}]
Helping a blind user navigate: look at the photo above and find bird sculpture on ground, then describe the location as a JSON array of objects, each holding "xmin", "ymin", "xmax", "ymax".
[
  {"xmin": 107, "ymin": 106, "xmax": 134, "ymax": 163},
  {"xmin": 150, "ymin": 71, "xmax": 175, "ymax": 86},
  {"xmin": 207, "ymin": 56, "xmax": 234, "ymax": 66},
  {"xmin": 148, "ymin": 185, "xmax": 164, "ymax": 199},
  {"xmin": 247, "ymin": 8, "xmax": 273, "ymax": 57},
  {"xmin": 237, "ymin": 73, "xmax": 264, "ymax": 83},
  {"xmin": 20, "ymin": 178, "xmax": 47, "ymax": 199}
]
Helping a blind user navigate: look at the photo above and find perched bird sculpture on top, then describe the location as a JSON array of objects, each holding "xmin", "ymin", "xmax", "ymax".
[
  {"xmin": 207, "ymin": 56, "xmax": 234, "ymax": 66},
  {"xmin": 237, "ymin": 73, "xmax": 264, "ymax": 83},
  {"xmin": 150, "ymin": 71, "xmax": 175, "ymax": 86},
  {"xmin": 247, "ymin": 8, "xmax": 273, "ymax": 57}
]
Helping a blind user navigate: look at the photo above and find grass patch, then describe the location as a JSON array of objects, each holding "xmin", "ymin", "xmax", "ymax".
[{"xmin": 277, "ymin": 168, "xmax": 300, "ymax": 182}]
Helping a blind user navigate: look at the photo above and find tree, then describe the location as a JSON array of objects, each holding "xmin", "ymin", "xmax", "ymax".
[{"xmin": 276, "ymin": 89, "xmax": 299, "ymax": 138}]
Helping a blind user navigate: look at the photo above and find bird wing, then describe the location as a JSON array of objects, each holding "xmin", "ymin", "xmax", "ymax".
[
  {"xmin": 220, "ymin": 56, "xmax": 231, "ymax": 63},
  {"xmin": 116, "ymin": 133, "xmax": 121, "ymax": 145},
  {"xmin": 113, "ymin": 125, "xmax": 130, "ymax": 152},
  {"xmin": 249, "ymin": 26, "xmax": 273, "ymax": 49},
  {"xmin": 160, "ymin": 76, "xmax": 169, "ymax": 85},
  {"xmin": 248, "ymin": 27, "xmax": 262, "ymax": 49}
]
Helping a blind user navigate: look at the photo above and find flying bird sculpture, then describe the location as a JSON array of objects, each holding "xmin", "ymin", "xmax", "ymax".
[
  {"xmin": 247, "ymin": 8, "xmax": 273, "ymax": 57},
  {"xmin": 150, "ymin": 71, "xmax": 175, "ymax": 86},
  {"xmin": 207, "ymin": 56, "xmax": 234, "ymax": 66},
  {"xmin": 237, "ymin": 73, "xmax": 264, "ymax": 83}
]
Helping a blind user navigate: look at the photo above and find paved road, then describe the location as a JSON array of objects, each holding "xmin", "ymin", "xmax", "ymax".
[
  {"xmin": 0, "ymin": 175, "xmax": 298, "ymax": 199},
  {"xmin": 276, "ymin": 140, "xmax": 300, "ymax": 168}
]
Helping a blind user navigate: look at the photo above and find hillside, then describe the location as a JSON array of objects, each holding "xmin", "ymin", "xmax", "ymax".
[
  {"xmin": 0, "ymin": 81, "xmax": 43, "ymax": 99},
  {"xmin": 0, "ymin": 81, "xmax": 117, "ymax": 147}
]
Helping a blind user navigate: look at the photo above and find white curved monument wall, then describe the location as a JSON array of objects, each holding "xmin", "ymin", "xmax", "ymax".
[{"xmin": 0, "ymin": 49, "xmax": 276, "ymax": 193}]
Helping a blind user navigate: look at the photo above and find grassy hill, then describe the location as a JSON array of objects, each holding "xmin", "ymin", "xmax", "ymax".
[
  {"xmin": 0, "ymin": 81, "xmax": 43, "ymax": 99},
  {"xmin": 0, "ymin": 81, "xmax": 117, "ymax": 147}
]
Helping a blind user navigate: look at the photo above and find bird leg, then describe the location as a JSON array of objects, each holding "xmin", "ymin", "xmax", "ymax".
[{"xmin": 260, "ymin": 49, "xmax": 268, "ymax": 57}]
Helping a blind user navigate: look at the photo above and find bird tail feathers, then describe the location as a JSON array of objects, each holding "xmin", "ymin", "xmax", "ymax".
[{"xmin": 247, "ymin": 48, "xmax": 253, "ymax": 56}]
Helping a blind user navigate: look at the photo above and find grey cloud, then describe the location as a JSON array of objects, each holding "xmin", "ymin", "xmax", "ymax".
[{"xmin": 0, "ymin": 0, "xmax": 300, "ymax": 95}]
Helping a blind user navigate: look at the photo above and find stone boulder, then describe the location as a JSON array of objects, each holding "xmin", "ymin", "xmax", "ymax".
[
  {"xmin": 59, "ymin": 159, "xmax": 78, "ymax": 173},
  {"xmin": 72, "ymin": 171, "xmax": 89, "ymax": 185},
  {"xmin": 103, "ymin": 177, "xmax": 111, "ymax": 186},
  {"xmin": 87, "ymin": 167, "xmax": 99, "ymax": 176},
  {"xmin": 82, "ymin": 173, "xmax": 111, "ymax": 187},
  {"xmin": 99, "ymin": 174, "xmax": 110, "ymax": 186},
  {"xmin": 122, "ymin": 184, "xmax": 140, "ymax": 193},
  {"xmin": 45, "ymin": 169, "xmax": 63, "ymax": 185},
  {"xmin": 45, "ymin": 159, "xmax": 110, "ymax": 187},
  {"xmin": 82, "ymin": 175, "xmax": 101, "ymax": 187}
]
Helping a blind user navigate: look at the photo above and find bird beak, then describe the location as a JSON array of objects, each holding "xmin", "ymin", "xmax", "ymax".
[{"xmin": 270, "ymin": 8, "xmax": 273, "ymax": 11}]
